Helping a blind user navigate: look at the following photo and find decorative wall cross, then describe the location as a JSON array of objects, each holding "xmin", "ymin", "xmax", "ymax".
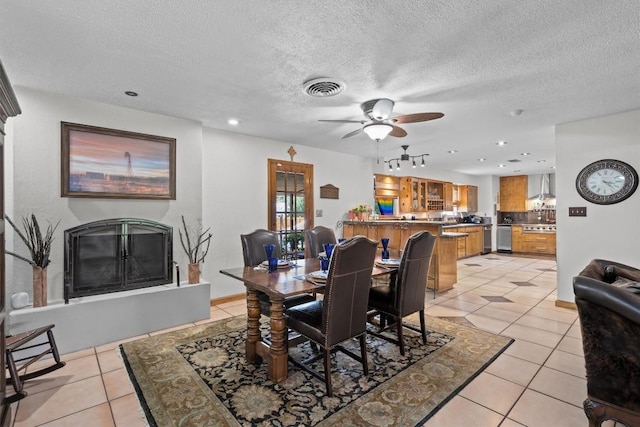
[{"xmin": 288, "ymin": 146, "xmax": 297, "ymax": 161}]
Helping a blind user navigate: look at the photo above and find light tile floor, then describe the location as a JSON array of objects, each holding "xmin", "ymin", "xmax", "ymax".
[{"xmin": 8, "ymin": 254, "xmax": 606, "ymax": 426}]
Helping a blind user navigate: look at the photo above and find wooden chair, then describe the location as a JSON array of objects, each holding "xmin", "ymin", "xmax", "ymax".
[
  {"xmin": 5, "ymin": 324, "xmax": 66, "ymax": 402},
  {"xmin": 285, "ymin": 236, "xmax": 378, "ymax": 396},
  {"xmin": 367, "ymin": 231, "xmax": 436, "ymax": 356}
]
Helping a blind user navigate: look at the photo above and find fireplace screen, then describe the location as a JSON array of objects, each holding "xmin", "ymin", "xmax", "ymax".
[{"xmin": 64, "ymin": 219, "xmax": 173, "ymax": 303}]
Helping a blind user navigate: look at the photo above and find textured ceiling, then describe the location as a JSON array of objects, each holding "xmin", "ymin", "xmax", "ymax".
[{"xmin": 1, "ymin": 0, "xmax": 638, "ymax": 175}]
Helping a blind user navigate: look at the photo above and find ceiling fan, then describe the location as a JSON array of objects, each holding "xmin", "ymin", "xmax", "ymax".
[{"xmin": 319, "ymin": 98, "xmax": 444, "ymax": 141}]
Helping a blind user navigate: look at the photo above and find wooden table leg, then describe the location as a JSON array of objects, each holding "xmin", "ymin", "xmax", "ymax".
[
  {"xmin": 245, "ymin": 288, "xmax": 261, "ymax": 364},
  {"xmin": 268, "ymin": 296, "xmax": 288, "ymax": 382}
]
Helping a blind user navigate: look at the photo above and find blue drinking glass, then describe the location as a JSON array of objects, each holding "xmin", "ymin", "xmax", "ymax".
[
  {"xmin": 323, "ymin": 243, "xmax": 335, "ymax": 259},
  {"xmin": 268, "ymin": 257, "xmax": 278, "ymax": 273},
  {"xmin": 381, "ymin": 237, "xmax": 390, "ymax": 260},
  {"xmin": 263, "ymin": 244, "xmax": 275, "ymax": 260},
  {"xmin": 319, "ymin": 256, "xmax": 329, "ymax": 272}
]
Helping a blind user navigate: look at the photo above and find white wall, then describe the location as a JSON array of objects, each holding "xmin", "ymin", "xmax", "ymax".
[
  {"xmin": 556, "ymin": 110, "xmax": 640, "ymax": 303},
  {"xmin": 5, "ymin": 88, "xmax": 203, "ymax": 305},
  {"xmin": 202, "ymin": 128, "xmax": 375, "ymax": 298}
]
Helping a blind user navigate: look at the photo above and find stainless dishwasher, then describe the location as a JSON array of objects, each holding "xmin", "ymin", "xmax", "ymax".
[{"xmin": 497, "ymin": 225, "xmax": 512, "ymax": 253}]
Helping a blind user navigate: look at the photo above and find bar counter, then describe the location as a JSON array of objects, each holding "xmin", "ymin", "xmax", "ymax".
[{"xmin": 341, "ymin": 220, "xmax": 484, "ymax": 291}]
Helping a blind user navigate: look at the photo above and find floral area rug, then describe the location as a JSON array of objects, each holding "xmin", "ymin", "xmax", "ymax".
[{"xmin": 120, "ymin": 315, "xmax": 513, "ymax": 426}]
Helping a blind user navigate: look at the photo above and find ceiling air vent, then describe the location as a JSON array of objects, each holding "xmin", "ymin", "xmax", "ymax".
[{"xmin": 302, "ymin": 78, "xmax": 345, "ymax": 97}]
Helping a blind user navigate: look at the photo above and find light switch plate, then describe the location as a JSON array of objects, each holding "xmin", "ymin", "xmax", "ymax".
[
  {"xmin": 316, "ymin": 209, "xmax": 323, "ymax": 217},
  {"xmin": 569, "ymin": 207, "xmax": 587, "ymax": 217}
]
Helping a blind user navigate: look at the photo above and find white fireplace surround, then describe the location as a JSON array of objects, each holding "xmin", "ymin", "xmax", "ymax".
[{"xmin": 9, "ymin": 281, "xmax": 211, "ymax": 354}]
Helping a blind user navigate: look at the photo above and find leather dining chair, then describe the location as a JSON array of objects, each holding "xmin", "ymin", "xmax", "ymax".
[
  {"xmin": 367, "ymin": 230, "xmax": 436, "ymax": 356},
  {"xmin": 305, "ymin": 226, "xmax": 337, "ymax": 258},
  {"xmin": 285, "ymin": 236, "xmax": 378, "ymax": 397},
  {"xmin": 240, "ymin": 229, "xmax": 315, "ymax": 316}
]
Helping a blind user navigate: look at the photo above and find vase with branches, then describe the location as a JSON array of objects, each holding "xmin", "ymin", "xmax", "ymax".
[
  {"xmin": 4, "ymin": 213, "xmax": 60, "ymax": 307},
  {"xmin": 178, "ymin": 215, "xmax": 212, "ymax": 284}
]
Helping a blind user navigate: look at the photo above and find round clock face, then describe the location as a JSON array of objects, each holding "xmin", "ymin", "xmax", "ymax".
[{"xmin": 576, "ymin": 159, "xmax": 638, "ymax": 205}]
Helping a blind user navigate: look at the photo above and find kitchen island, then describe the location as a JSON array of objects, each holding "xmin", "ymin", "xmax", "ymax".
[{"xmin": 341, "ymin": 220, "xmax": 487, "ymax": 292}]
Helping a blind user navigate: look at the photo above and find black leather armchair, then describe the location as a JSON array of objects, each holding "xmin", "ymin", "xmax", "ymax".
[
  {"xmin": 367, "ymin": 230, "xmax": 436, "ymax": 355},
  {"xmin": 240, "ymin": 229, "xmax": 315, "ymax": 316},
  {"xmin": 285, "ymin": 236, "xmax": 378, "ymax": 397},
  {"xmin": 573, "ymin": 259, "xmax": 640, "ymax": 427},
  {"xmin": 305, "ymin": 226, "xmax": 337, "ymax": 258}
]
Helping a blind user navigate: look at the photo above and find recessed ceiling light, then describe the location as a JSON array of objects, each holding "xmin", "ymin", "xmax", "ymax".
[
  {"xmin": 498, "ymin": 164, "xmax": 506, "ymax": 168},
  {"xmin": 447, "ymin": 150, "xmax": 458, "ymax": 154},
  {"xmin": 478, "ymin": 158, "xmax": 486, "ymax": 162},
  {"xmin": 537, "ymin": 160, "xmax": 546, "ymax": 163},
  {"xmin": 521, "ymin": 152, "xmax": 531, "ymax": 156},
  {"xmin": 227, "ymin": 119, "xmax": 239, "ymax": 125},
  {"xmin": 496, "ymin": 141, "xmax": 507, "ymax": 146},
  {"xmin": 125, "ymin": 91, "xmax": 138, "ymax": 97},
  {"xmin": 514, "ymin": 170, "xmax": 521, "ymax": 172},
  {"xmin": 551, "ymin": 166, "xmax": 556, "ymax": 169}
]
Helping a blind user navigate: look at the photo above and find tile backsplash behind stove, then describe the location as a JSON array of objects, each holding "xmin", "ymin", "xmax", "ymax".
[{"xmin": 498, "ymin": 211, "xmax": 557, "ymax": 225}]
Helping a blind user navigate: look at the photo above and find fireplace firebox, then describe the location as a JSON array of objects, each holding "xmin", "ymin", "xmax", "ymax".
[{"xmin": 64, "ymin": 218, "xmax": 173, "ymax": 304}]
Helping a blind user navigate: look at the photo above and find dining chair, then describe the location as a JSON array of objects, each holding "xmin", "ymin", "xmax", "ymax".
[
  {"xmin": 285, "ymin": 235, "xmax": 378, "ymax": 397},
  {"xmin": 305, "ymin": 225, "xmax": 337, "ymax": 258},
  {"xmin": 367, "ymin": 230, "xmax": 436, "ymax": 356},
  {"xmin": 240, "ymin": 229, "xmax": 315, "ymax": 316}
]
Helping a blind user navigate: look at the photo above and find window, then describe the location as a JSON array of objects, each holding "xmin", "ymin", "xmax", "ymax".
[{"xmin": 268, "ymin": 159, "xmax": 313, "ymax": 259}]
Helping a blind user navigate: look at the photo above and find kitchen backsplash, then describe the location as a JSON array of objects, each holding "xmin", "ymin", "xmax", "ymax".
[{"xmin": 498, "ymin": 210, "xmax": 557, "ymax": 224}]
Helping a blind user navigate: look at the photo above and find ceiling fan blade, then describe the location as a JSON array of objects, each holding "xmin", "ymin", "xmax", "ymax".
[
  {"xmin": 389, "ymin": 125, "xmax": 407, "ymax": 138},
  {"xmin": 393, "ymin": 112, "xmax": 444, "ymax": 124},
  {"xmin": 318, "ymin": 119, "xmax": 364, "ymax": 123},
  {"xmin": 341, "ymin": 128, "xmax": 364, "ymax": 139}
]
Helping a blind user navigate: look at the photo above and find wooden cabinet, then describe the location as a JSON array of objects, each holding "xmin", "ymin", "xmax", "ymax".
[
  {"xmin": 499, "ymin": 175, "xmax": 528, "ymax": 212},
  {"xmin": 511, "ymin": 225, "xmax": 523, "ymax": 252},
  {"xmin": 457, "ymin": 185, "xmax": 478, "ymax": 212},
  {"xmin": 426, "ymin": 180, "xmax": 445, "ymax": 211},
  {"xmin": 522, "ymin": 233, "xmax": 556, "ymax": 255},
  {"xmin": 399, "ymin": 177, "xmax": 415, "ymax": 213},
  {"xmin": 342, "ymin": 222, "xmax": 354, "ymax": 239},
  {"xmin": 456, "ymin": 235, "xmax": 467, "ymax": 259},
  {"xmin": 443, "ymin": 182, "xmax": 454, "ymax": 211},
  {"xmin": 448, "ymin": 226, "xmax": 482, "ymax": 259},
  {"xmin": 374, "ymin": 174, "xmax": 400, "ymax": 198}
]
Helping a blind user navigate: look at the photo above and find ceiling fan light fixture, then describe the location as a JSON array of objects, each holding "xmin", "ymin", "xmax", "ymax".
[{"xmin": 363, "ymin": 123, "xmax": 393, "ymax": 141}]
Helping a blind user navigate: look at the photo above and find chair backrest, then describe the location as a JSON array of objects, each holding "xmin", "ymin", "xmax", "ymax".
[
  {"xmin": 394, "ymin": 231, "xmax": 437, "ymax": 316},
  {"xmin": 322, "ymin": 236, "xmax": 378, "ymax": 346},
  {"xmin": 240, "ymin": 229, "xmax": 282, "ymax": 267},
  {"xmin": 305, "ymin": 226, "xmax": 337, "ymax": 258},
  {"xmin": 573, "ymin": 276, "xmax": 640, "ymax": 412}
]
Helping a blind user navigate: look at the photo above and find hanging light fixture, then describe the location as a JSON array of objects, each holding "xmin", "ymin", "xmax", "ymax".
[
  {"xmin": 384, "ymin": 145, "xmax": 429, "ymax": 171},
  {"xmin": 363, "ymin": 123, "xmax": 393, "ymax": 141}
]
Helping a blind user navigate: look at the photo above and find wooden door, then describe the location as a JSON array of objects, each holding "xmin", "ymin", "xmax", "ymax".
[
  {"xmin": 0, "ymin": 61, "xmax": 21, "ymax": 426},
  {"xmin": 268, "ymin": 159, "xmax": 313, "ymax": 260}
]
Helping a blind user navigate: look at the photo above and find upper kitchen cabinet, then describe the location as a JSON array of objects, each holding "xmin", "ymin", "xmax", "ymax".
[
  {"xmin": 443, "ymin": 182, "xmax": 454, "ymax": 211},
  {"xmin": 399, "ymin": 177, "xmax": 424, "ymax": 212},
  {"xmin": 456, "ymin": 185, "xmax": 478, "ymax": 212},
  {"xmin": 499, "ymin": 175, "xmax": 528, "ymax": 212},
  {"xmin": 374, "ymin": 174, "xmax": 400, "ymax": 198}
]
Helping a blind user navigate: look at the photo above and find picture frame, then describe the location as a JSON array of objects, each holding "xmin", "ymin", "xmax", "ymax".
[{"xmin": 61, "ymin": 122, "xmax": 176, "ymax": 199}]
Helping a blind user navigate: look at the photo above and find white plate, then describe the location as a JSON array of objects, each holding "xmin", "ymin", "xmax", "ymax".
[
  {"xmin": 309, "ymin": 270, "xmax": 328, "ymax": 280},
  {"xmin": 376, "ymin": 258, "xmax": 401, "ymax": 266},
  {"xmin": 261, "ymin": 259, "xmax": 291, "ymax": 268}
]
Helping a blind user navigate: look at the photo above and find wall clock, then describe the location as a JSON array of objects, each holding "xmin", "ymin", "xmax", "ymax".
[{"xmin": 576, "ymin": 159, "xmax": 638, "ymax": 205}]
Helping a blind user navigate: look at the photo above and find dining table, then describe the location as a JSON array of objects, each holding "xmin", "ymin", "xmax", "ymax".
[{"xmin": 219, "ymin": 257, "xmax": 399, "ymax": 383}]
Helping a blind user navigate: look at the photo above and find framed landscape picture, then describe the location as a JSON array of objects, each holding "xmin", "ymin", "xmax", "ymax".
[{"xmin": 61, "ymin": 122, "xmax": 176, "ymax": 199}]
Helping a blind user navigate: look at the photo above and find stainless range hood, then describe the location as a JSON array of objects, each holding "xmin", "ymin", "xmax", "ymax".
[{"xmin": 528, "ymin": 173, "xmax": 555, "ymax": 201}]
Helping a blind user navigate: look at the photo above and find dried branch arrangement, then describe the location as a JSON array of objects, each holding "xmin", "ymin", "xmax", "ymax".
[
  {"xmin": 5, "ymin": 214, "xmax": 60, "ymax": 268},
  {"xmin": 179, "ymin": 215, "xmax": 212, "ymax": 264}
]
